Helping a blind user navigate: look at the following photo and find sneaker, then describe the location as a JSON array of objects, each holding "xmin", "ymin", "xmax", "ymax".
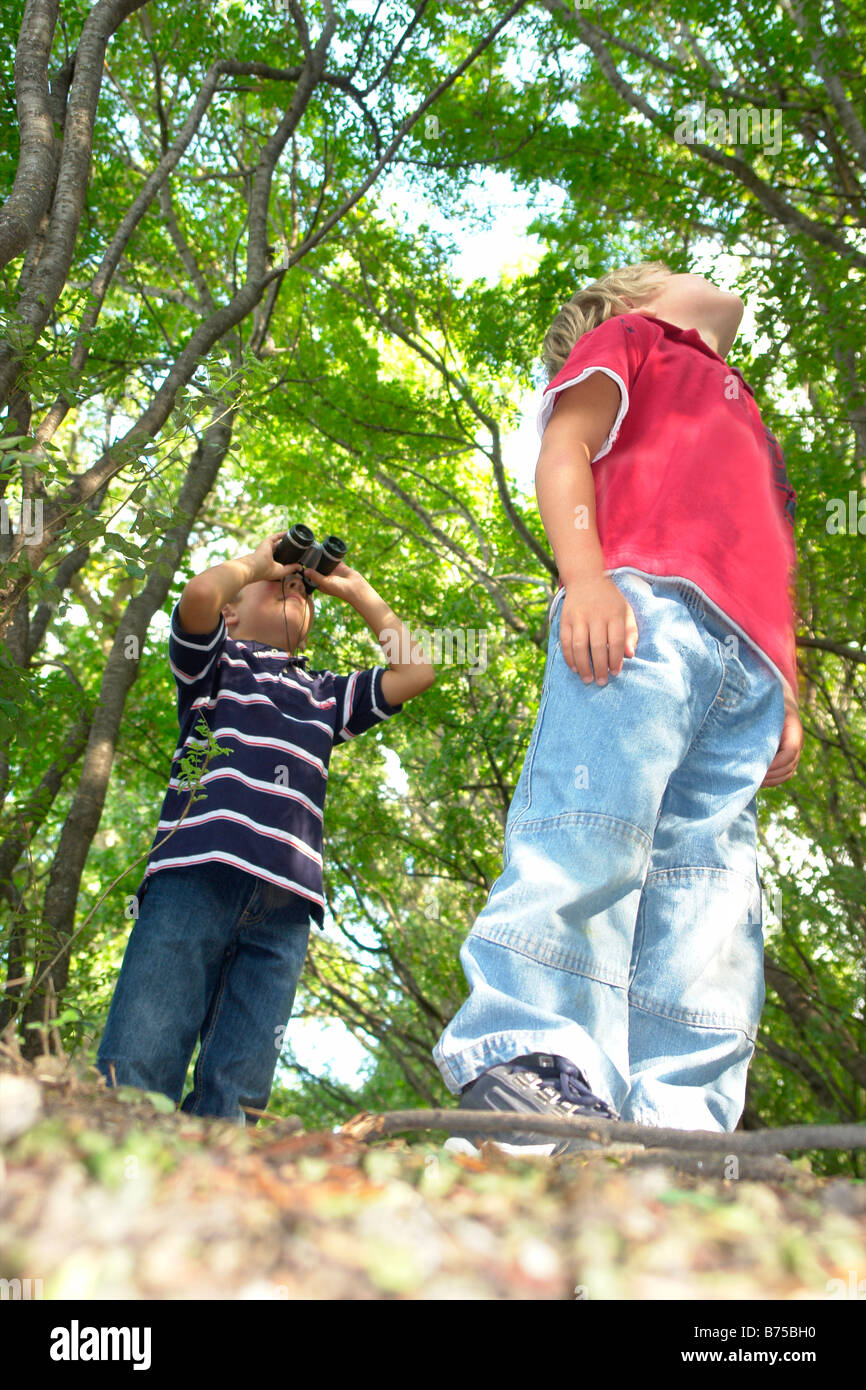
[{"xmin": 444, "ymin": 1052, "xmax": 619, "ymax": 1158}]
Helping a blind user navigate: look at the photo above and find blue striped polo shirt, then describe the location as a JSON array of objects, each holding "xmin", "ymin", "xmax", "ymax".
[{"xmin": 132, "ymin": 600, "xmax": 403, "ymax": 924}]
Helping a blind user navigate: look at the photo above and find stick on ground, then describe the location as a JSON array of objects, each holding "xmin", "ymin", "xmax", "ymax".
[{"xmin": 339, "ymin": 1108, "xmax": 866, "ymax": 1155}]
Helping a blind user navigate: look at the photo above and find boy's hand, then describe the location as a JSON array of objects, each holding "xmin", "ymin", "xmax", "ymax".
[
  {"xmin": 251, "ymin": 533, "xmax": 304, "ymax": 583},
  {"xmin": 561, "ymin": 573, "xmax": 639, "ymax": 685},
  {"xmin": 760, "ymin": 688, "xmax": 803, "ymax": 787},
  {"xmin": 300, "ymin": 561, "xmax": 363, "ymax": 602}
]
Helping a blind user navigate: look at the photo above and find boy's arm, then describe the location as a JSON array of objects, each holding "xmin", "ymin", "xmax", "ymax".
[
  {"xmin": 304, "ymin": 565, "xmax": 435, "ymax": 706},
  {"xmin": 177, "ymin": 533, "xmax": 290, "ymax": 634},
  {"xmin": 760, "ymin": 560, "xmax": 802, "ymax": 785},
  {"xmin": 535, "ymin": 373, "xmax": 639, "ymax": 685}
]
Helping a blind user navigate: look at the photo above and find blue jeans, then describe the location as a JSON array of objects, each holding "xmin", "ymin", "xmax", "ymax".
[
  {"xmin": 96, "ymin": 862, "xmax": 311, "ymax": 1123},
  {"xmin": 434, "ymin": 570, "xmax": 787, "ymax": 1131}
]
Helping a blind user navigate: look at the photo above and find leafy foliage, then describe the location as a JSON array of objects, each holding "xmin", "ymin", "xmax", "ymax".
[{"xmin": 0, "ymin": 1, "xmax": 863, "ymax": 1166}]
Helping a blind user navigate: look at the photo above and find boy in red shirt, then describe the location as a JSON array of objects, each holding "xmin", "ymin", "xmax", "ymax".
[{"xmin": 435, "ymin": 264, "xmax": 802, "ymax": 1154}]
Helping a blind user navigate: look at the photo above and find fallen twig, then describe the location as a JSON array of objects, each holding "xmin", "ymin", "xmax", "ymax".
[
  {"xmin": 240, "ymin": 1104, "xmax": 303, "ymax": 1131},
  {"xmin": 339, "ymin": 1108, "xmax": 866, "ymax": 1154}
]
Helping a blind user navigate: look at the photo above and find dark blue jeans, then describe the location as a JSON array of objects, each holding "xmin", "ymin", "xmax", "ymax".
[{"xmin": 96, "ymin": 862, "xmax": 312, "ymax": 1123}]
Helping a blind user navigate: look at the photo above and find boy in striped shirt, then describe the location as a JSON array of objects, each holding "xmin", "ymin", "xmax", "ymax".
[{"xmin": 97, "ymin": 532, "xmax": 434, "ymax": 1122}]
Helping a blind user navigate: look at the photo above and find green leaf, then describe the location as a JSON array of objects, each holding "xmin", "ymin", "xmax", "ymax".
[{"xmin": 144, "ymin": 1091, "xmax": 178, "ymax": 1113}]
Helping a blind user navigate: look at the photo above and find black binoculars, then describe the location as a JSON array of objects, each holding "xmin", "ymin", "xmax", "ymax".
[{"xmin": 273, "ymin": 524, "xmax": 347, "ymax": 591}]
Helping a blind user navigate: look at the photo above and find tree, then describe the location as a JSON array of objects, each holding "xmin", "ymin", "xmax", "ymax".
[{"xmin": 0, "ymin": 0, "xmax": 532, "ymax": 1049}]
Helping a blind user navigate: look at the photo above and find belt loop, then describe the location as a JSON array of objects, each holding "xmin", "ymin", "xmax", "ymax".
[{"xmin": 675, "ymin": 578, "xmax": 705, "ymax": 623}]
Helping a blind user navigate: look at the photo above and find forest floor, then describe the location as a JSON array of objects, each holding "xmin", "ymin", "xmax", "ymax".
[{"xmin": 1, "ymin": 1051, "xmax": 865, "ymax": 1302}]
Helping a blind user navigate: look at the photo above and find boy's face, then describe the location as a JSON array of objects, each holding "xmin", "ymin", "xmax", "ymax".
[
  {"xmin": 222, "ymin": 568, "xmax": 315, "ymax": 653},
  {"xmin": 630, "ymin": 271, "xmax": 744, "ymax": 355}
]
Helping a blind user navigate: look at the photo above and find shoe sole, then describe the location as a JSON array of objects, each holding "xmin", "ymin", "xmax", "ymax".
[{"xmin": 444, "ymin": 1135, "xmax": 558, "ymax": 1158}]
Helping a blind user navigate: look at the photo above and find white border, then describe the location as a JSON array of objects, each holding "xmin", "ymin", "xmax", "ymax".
[{"xmin": 536, "ymin": 366, "xmax": 629, "ymax": 461}]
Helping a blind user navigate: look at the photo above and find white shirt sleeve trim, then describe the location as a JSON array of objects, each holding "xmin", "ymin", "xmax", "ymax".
[
  {"xmin": 536, "ymin": 367, "xmax": 629, "ymax": 462},
  {"xmin": 370, "ymin": 666, "xmax": 390, "ymax": 719},
  {"xmin": 337, "ymin": 670, "xmax": 359, "ymax": 741},
  {"xmin": 170, "ymin": 601, "xmax": 226, "ymax": 651}
]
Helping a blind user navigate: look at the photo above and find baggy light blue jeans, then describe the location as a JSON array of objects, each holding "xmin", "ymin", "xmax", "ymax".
[
  {"xmin": 96, "ymin": 862, "xmax": 311, "ymax": 1124},
  {"xmin": 434, "ymin": 570, "xmax": 787, "ymax": 1131}
]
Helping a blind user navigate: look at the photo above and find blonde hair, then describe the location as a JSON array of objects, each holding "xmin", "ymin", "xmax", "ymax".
[{"xmin": 542, "ymin": 261, "xmax": 671, "ymax": 380}]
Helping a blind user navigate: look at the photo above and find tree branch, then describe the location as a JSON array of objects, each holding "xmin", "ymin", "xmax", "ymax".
[
  {"xmin": 342, "ymin": 1107, "xmax": 866, "ymax": 1154},
  {"xmin": 0, "ymin": 0, "xmax": 60, "ymax": 268}
]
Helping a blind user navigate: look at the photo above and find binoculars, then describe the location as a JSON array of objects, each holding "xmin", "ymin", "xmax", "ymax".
[{"xmin": 273, "ymin": 524, "xmax": 347, "ymax": 591}]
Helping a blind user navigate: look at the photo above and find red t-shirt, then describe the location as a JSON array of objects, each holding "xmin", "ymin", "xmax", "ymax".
[{"xmin": 538, "ymin": 312, "xmax": 798, "ymax": 695}]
